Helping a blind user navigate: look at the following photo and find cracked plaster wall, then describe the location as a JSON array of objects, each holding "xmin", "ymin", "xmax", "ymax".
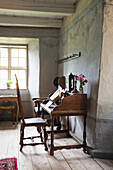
[{"xmin": 59, "ymin": 0, "xmax": 103, "ymax": 149}]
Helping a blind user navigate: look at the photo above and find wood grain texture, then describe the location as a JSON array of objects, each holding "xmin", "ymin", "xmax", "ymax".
[{"xmin": 0, "ymin": 122, "xmax": 113, "ymax": 170}]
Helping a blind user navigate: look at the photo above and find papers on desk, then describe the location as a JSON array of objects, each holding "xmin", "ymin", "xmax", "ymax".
[
  {"xmin": 49, "ymin": 89, "xmax": 65, "ymax": 103},
  {"xmin": 46, "ymin": 100, "xmax": 53, "ymax": 108},
  {"xmin": 46, "ymin": 100, "xmax": 57, "ymax": 109}
]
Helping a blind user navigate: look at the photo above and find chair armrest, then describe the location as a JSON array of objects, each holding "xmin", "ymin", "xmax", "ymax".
[
  {"xmin": 32, "ymin": 97, "xmax": 48, "ymax": 107},
  {"xmin": 32, "ymin": 97, "xmax": 47, "ymax": 101}
]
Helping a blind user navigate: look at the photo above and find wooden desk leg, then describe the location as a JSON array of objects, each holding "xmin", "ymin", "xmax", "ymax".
[
  {"xmin": 50, "ymin": 117, "xmax": 54, "ymax": 156},
  {"xmin": 83, "ymin": 115, "xmax": 87, "ymax": 152},
  {"xmin": 56, "ymin": 117, "xmax": 61, "ymax": 131},
  {"xmin": 67, "ymin": 116, "xmax": 70, "ymax": 137}
]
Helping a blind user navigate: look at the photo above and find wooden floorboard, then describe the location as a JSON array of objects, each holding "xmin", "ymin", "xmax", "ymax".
[
  {"xmin": 0, "ymin": 121, "xmax": 113, "ymax": 170},
  {"xmin": 94, "ymin": 158, "xmax": 113, "ymax": 170}
]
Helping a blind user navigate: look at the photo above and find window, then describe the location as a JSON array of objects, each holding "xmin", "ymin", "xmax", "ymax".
[{"xmin": 0, "ymin": 45, "xmax": 27, "ymax": 89}]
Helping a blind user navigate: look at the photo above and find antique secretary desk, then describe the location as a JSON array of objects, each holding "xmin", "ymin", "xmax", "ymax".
[{"xmin": 40, "ymin": 74, "xmax": 87, "ymax": 156}]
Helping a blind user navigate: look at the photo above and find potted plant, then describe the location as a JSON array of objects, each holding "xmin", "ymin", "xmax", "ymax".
[
  {"xmin": 6, "ymin": 80, "xmax": 13, "ymax": 89},
  {"xmin": 76, "ymin": 74, "xmax": 88, "ymax": 94}
]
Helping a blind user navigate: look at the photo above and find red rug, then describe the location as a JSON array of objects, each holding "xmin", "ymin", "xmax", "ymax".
[{"xmin": 0, "ymin": 158, "xmax": 18, "ymax": 170}]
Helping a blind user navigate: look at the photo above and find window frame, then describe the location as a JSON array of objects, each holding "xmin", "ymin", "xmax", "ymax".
[{"xmin": 0, "ymin": 44, "xmax": 28, "ymax": 89}]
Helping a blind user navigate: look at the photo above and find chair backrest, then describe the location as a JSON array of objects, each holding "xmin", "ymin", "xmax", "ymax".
[
  {"xmin": 15, "ymin": 74, "xmax": 25, "ymax": 123},
  {"xmin": 58, "ymin": 76, "xmax": 66, "ymax": 89}
]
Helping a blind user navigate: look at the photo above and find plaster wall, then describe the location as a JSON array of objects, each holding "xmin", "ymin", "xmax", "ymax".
[
  {"xmin": 39, "ymin": 37, "xmax": 59, "ymax": 97},
  {"xmin": 59, "ymin": 0, "xmax": 103, "ymax": 148},
  {"xmin": 97, "ymin": 2, "xmax": 113, "ymax": 120},
  {"xmin": 28, "ymin": 39, "xmax": 39, "ymax": 98},
  {"xmin": 62, "ymin": 0, "xmax": 92, "ymax": 29},
  {"xmin": 96, "ymin": 1, "xmax": 113, "ymax": 151}
]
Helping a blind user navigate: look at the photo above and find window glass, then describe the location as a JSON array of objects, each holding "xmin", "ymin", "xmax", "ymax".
[
  {"xmin": 11, "ymin": 70, "xmax": 26, "ymax": 89},
  {"xmin": 11, "ymin": 58, "xmax": 19, "ymax": 67},
  {"xmin": 0, "ymin": 70, "xmax": 8, "ymax": 89},
  {"xmin": 11, "ymin": 48, "xmax": 18, "ymax": 58},
  {"xmin": 0, "ymin": 48, "xmax": 8, "ymax": 67},
  {"xmin": 11, "ymin": 48, "xmax": 26, "ymax": 68},
  {"xmin": 0, "ymin": 46, "xmax": 27, "ymax": 89}
]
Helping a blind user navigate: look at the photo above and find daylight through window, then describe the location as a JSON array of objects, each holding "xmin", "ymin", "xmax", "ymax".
[{"xmin": 0, "ymin": 45, "xmax": 27, "ymax": 89}]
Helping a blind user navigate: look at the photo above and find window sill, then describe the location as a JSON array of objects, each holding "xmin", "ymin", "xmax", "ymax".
[{"xmin": 0, "ymin": 89, "xmax": 28, "ymax": 95}]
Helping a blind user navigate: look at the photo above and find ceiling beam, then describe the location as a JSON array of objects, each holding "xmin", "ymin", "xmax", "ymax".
[
  {"xmin": 0, "ymin": 0, "xmax": 74, "ymax": 16},
  {"xmin": 0, "ymin": 15, "xmax": 62, "ymax": 28}
]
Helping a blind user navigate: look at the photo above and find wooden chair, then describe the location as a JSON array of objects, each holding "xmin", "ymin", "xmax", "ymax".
[
  {"xmin": 15, "ymin": 74, "xmax": 48, "ymax": 152},
  {"xmin": 32, "ymin": 97, "xmax": 47, "ymax": 117}
]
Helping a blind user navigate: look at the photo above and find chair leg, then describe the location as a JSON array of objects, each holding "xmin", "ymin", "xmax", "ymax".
[
  {"xmin": 37, "ymin": 127, "xmax": 43, "ymax": 142},
  {"xmin": 43, "ymin": 126, "xmax": 48, "ymax": 151},
  {"xmin": 37, "ymin": 127, "xmax": 40, "ymax": 133},
  {"xmin": 40, "ymin": 129, "xmax": 43, "ymax": 143},
  {"xmin": 20, "ymin": 123, "xmax": 24, "ymax": 151}
]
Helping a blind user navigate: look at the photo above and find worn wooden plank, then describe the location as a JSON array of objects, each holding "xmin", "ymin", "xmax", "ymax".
[
  {"xmin": 30, "ymin": 148, "xmax": 51, "ymax": 170},
  {"xmin": 0, "ymin": 122, "xmax": 12, "ymax": 159},
  {"xmin": 46, "ymin": 152, "xmax": 66, "ymax": 170},
  {"xmin": 18, "ymin": 124, "xmax": 34, "ymax": 170},
  {"xmin": 94, "ymin": 158, "xmax": 113, "ymax": 170},
  {"xmin": 26, "ymin": 126, "xmax": 51, "ymax": 170},
  {"xmin": 54, "ymin": 150, "xmax": 72, "ymax": 170},
  {"xmin": 55, "ymin": 136, "xmax": 86, "ymax": 170},
  {"xmin": 44, "ymin": 132, "xmax": 67, "ymax": 170},
  {"xmin": 6, "ymin": 126, "xmax": 18, "ymax": 158},
  {"xmin": 18, "ymin": 146, "xmax": 33, "ymax": 170},
  {"xmin": 73, "ymin": 149, "xmax": 103, "ymax": 170},
  {"xmin": 53, "ymin": 134, "xmax": 72, "ymax": 170},
  {"xmin": 1, "ymin": 122, "xmax": 113, "ymax": 170},
  {"xmin": 61, "ymin": 149, "xmax": 87, "ymax": 170}
]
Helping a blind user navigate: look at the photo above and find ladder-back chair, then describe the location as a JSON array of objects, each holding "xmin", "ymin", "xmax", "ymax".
[{"xmin": 15, "ymin": 74, "xmax": 48, "ymax": 152}]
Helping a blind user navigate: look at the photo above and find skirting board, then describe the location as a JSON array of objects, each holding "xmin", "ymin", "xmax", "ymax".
[{"xmin": 87, "ymin": 147, "xmax": 113, "ymax": 160}]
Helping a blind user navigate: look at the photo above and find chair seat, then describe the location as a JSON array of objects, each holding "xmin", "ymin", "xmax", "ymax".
[{"xmin": 24, "ymin": 117, "xmax": 46, "ymax": 125}]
